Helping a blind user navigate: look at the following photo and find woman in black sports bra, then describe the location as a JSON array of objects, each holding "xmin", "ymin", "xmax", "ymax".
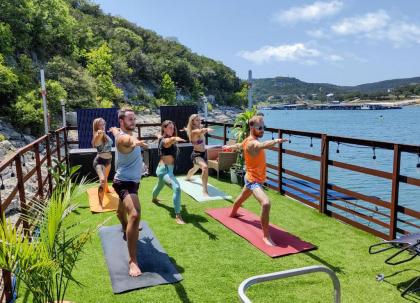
[
  {"xmin": 185, "ymin": 114, "xmax": 214, "ymax": 196},
  {"xmin": 152, "ymin": 120, "xmax": 186, "ymax": 224}
]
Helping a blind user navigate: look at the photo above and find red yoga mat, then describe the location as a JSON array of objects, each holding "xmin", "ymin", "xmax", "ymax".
[{"xmin": 206, "ymin": 207, "xmax": 316, "ymax": 257}]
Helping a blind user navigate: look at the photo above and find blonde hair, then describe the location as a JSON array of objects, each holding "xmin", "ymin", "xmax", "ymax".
[
  {"xmin": 185, "ymin": 114, "xmax": 202, "ymax": 142},
  {"xmin": 92, "ymin": 118, "xmax": 108, "ymax": 145}
]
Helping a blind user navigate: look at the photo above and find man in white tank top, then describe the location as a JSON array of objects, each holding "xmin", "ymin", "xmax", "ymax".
[{"xmin": 109, "ymin": 107, "xmax": 148, "ymax": 277}]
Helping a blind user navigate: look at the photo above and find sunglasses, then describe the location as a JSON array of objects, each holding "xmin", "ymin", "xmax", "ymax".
[{"xmin": 252, "ymin": 125, "xmax": 265, "ymax": 131}]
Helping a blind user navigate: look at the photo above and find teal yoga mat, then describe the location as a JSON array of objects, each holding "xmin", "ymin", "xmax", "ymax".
[{"xmin": 177, "ymin": 176, "xmax": 232, "ymax": 202}]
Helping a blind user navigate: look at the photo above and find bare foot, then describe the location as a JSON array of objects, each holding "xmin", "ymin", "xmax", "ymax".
[
  {"xmin": 99, "ymin": 203, "xmax": 103, "ymax": 210},
  {"xmin": 152, "ymin": 198, "xmax": 161, "ymax": 204},
  {"xmin": 263, "ymin": 236, "xmax": 277, "ymax": 247},
  {"xmin": 202, "ymin": 191, "xmax": 209, "ymax": 197},
  {"xmin": 229, "ymin": 211, "xmax": 241, "ymax": 218},
  {"xmin": 128, "ymin": 260, "xmax": 142, "ymax": 277},
  {"xmin": 175, "ymin": 214, "xmax": 186, "ymax": 225}
]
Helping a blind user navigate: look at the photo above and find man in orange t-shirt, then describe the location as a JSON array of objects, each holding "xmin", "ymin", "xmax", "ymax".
[{"xmin": 224, "ymin": 115, "xmax": 288, "ymax": 246}]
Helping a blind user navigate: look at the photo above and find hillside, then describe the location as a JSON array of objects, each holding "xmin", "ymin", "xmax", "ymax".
[
  {"xmin": 253, "ymin": 76, "xmax": 420, "ymax": 102},
  {"xmin": 0, "ymin": 0, "xmax": 243, "ymax": 135}
]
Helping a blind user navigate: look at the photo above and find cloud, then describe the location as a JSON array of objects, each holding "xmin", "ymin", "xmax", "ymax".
[
  {"xmin": 238, "ymin": 43, "xmax": 344, "ymax": 65},
  {"xmin": 307, "ymin": 29, "xmax": 328, "ymax": 38},
  {"xmin": 327, "ymin": 10, "xmax": 420, "ymax": 47},
  {"xmin": 331, "ymin": 10, "xmax": 390, "ymax": 35},
  {"xmin": 238, "ymin": 43, "xmax": 321, "ymax": 64},
  {"xmin": 274, "ymin": 1, "xmax": 343, "ymax": 24},
  {"xmin": 326, "ymin": 54, "xmax": 343, "ymax": 61},
  {"xmin": 386, "ymin": 22, "xmax": 420, "ymax": 47}
]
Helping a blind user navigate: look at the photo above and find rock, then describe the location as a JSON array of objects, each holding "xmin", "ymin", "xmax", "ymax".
[{"xmin": 0, "ymin": 140, "xmax": 15, "ymax": 158}]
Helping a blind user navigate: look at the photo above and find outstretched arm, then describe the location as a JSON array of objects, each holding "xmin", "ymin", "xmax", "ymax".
[
  {"xmin": 117, "ymin": 134, "xmax": 149, "ymax": 153},
  {"xmin": 108, "ymin": 127, "xmax": 120, "ymax": 138},
  {"xmin": 247, "ymin": 138, "xmax": 288, "ymax": 156},
  {"xmin": 191, "ymin": 127, "xmax": 214, "ymax": 135},
  {"xmin": 222, "ymin": 142, "xmax": 242, "ymax": 151},
  {"xmin": 162, "ymin": 136, "xmax": 186, "ymax": 148}
]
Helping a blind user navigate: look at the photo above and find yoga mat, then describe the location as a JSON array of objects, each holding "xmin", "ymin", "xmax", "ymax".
[
  {"xmin": 177, "ymin": 176, "xmax": 232, "ymax": 202},
  {"xmin": 99, "ymin": 222, "xmax": 183, "ymax": 294},
  {"xmin": 206, "ymin": 207, "xmax": 316, "ymax": 257},
  {"xmin": 87, "ymin": 187, "xmax": 119, "ymax": 213}
]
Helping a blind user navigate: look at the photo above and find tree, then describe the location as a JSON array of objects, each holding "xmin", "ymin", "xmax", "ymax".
[
  {"xmin": 191, "ymin": 78, "xmax": 204, "ymax": 101},
  {"xmin": 14, "ymin": 80, "xmax": 67, "ymax": 134},
  {"xmin": 86, "ymin": 43, "xmax": 123, "ymax": 105},
  {"xmin": 159, "ymin": 73, "xmax": 176, "ymax": 105},
  {"xmin": 0, "ymin": 22, "xmax": 14, "ymax": 55},
  {"xmin": 0, "ymin": 54, "xmax": 18, "ymax": 105},
  {"xmin": 47, "ymin": 56, "xmax": 97, "ymax": 110}
]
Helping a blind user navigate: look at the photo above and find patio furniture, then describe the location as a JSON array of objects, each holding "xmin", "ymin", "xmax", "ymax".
[{"xmin": 369, "ymin": 233, "xmax": 420, "ymax": 297}]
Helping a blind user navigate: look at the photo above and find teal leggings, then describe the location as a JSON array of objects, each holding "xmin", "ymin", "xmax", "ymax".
[{"xmin": 152, "ymin": 164, "xmax": 181, "ymax": 214}]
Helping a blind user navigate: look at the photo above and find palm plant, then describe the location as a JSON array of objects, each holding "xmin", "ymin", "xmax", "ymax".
[
  {"xmin": 0, "ymin": 164, "xmax": 96, "ymax": 303},
  {"xmin": 232, "ymin": 107, "xmax": 257, "ymax": 169}
]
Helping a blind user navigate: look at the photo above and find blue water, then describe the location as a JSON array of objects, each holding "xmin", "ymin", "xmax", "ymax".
[{"xmin": 210, "ymin": 106, "xmax": 420, "ymax": 234}]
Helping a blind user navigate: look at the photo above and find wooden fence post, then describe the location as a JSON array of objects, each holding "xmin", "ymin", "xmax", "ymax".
[
  {"xmin": 15, "ymin": 154, "xmax": 29, "ymax": 233},
  {"xmin": 223, "ymin": 124, "xmax": 227, "ymax": 145},
  {"xmin": 319, "ymin": 134, "xmax": 329, "ymax": 214},
  {"xmin": 45, "ymin": 135, "xmax": 53, "ymax": 196},
  {"xmin": 34, "ymin": 143, "xmax": 43, "ymax": 199},
  {"xmin": 278, "ymin": 129, "xmax": 283, "ymax": 194},
  {"xmin": 63, "ymin": 128, "xmax": 69, "ymax": 171},
  {"xmin": 389, "ymin": 144, "xmax": 401, "ymax": 240},
  {"xmin": 204, "ymin": 121, "xmax": 209, "ymax": 145}
]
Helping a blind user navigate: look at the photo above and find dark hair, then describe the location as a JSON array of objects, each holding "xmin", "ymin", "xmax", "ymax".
[
  {"xmin": 249, "ymin": 115, "xmax": 264, "ymax": 127},
  {"xmin": 118, "ymin": 107, "xmax": 134, "ymax": 120},
  {"xmin": 161, "ymin": 120, "xmax": 177, "ymax": 137}
]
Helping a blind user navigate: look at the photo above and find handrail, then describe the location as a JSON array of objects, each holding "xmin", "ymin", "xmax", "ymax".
[{"xmin": 238, "ymin": 265, "xmax": 341, "ymax": 303}]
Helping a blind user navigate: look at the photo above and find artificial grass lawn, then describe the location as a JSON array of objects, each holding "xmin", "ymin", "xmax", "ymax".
[{"xmin": 20, "ymin": 176, "xmax": 420, "ymax": 302}]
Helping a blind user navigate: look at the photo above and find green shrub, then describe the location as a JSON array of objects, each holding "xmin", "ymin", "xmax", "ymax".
[{"xmin": 0, "ymin": 133, "xmax": 6, "ymax": 142}]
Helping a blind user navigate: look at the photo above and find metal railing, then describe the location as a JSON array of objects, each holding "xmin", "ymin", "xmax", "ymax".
[{"xmin": 238, "ymin": 265, "xmax": 341, "ymax": 303}]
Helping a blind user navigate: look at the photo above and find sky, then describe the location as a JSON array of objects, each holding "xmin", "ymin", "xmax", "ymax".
[{"xmin": 93, "ymin": 0, "xmax": 420, "ymax": 86}]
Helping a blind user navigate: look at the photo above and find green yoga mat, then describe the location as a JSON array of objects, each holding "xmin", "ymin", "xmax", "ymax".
[{"xmin": 177, "ymin": 176, "xmax": 232, "ymax": 202}]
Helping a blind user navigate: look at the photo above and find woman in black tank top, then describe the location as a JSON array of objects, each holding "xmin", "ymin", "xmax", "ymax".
[{"xmin": 152, "ymin": 120, "xmax": 187, "ymax": 224}]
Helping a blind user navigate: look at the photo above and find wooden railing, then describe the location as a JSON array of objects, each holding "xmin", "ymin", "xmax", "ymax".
[
  {"xmin": 2, "ymin": 121, "xmax": 419, "ymax": 302},
  {"xmin": 205, "ymin": 121, "xmax": 420, "ymax": 241},
  {"xmin": 0, "ymin": 127, "xmax": 68, "ymax": 303}
]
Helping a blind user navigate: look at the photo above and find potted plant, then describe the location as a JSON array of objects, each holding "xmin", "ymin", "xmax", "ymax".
[
  {"xmin": 229, "ymin": 107, "xmax": 257, "ymax": 186},
  {"xmin": 0, "ymin": 163, "xmax": 97, "ymax": 303}
]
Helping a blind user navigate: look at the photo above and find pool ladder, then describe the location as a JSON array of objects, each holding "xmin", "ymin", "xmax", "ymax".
[{"xmin": 238, "ymin": 265, "xmax": 341, "ymax": 303}]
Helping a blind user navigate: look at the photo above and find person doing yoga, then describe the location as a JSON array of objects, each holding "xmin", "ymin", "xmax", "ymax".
[
  {"xmin": 223, "ymin": 115, "xmax": 288, "ymax": 246},
  {"xmin": 152, "ymin": 120, "xmax": 186, "ymax": 224},
  {"xmin": 92, "ymin": 118, "xmax": 113, "ymax": 210},
  {"xmin": 109, "ymin": 107, "xmax": 148, "ymax": 277},
  {"xmin": 185, "ymin": 114, "xmax": 214, "ymax": 196}
]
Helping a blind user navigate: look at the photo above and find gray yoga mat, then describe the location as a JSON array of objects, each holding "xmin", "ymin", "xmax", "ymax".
[{"xmin": 99, "ymin": 222, "xmax": 183, "ymax": 294}]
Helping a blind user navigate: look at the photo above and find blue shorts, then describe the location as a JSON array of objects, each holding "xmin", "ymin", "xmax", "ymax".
[{"xmin": 245, "ymin": 179, "xmax": 263, "ymax": 191}]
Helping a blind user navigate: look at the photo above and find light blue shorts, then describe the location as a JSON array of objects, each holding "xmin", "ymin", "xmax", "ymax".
[{"xmin": 245, "ymin": 178, "xmax": 263, "ymax": 191}]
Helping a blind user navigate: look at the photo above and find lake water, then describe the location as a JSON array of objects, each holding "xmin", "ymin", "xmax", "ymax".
[{"xmin": 210, "ymin": 106, "xmax": 420, "ymax": 233}]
